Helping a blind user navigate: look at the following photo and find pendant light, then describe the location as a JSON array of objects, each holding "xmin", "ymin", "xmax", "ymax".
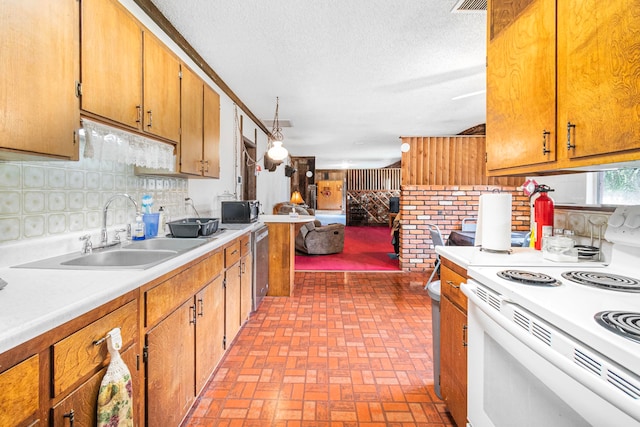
[{"xmin": 267, "ymin": 97, "xmax": 289, "ymax": 161}]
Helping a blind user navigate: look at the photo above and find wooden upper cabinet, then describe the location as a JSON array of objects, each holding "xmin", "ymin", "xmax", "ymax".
[
  {"xmin": 203, "ymin": 85, "xmax": 221, "ymax": 178},
  {"xmin": 143, "ymin": 32, "xmax": 181, "ymax": 143},
  {"xmin": 487, "ymin": 0, "xmax": 640, "ymax": 175},
  {"xmin": 0, "ymin": 0, "xmax": 79, "ymax": 160},
  {"xmin": 180, "ymin": 66, "xmax": 205, "ymax": 175},
  {"xmin": 80, "ymin": 0, "xmax": 143, "ymax": 130},
  {"xmin": 558, "ymin": 0, "xmax": 640, "ymax": 161},
  {"xmin": 486, "ymin": 0, "xmax": 556, "ymax": 172},
  {"xmin": 179, "ymin": 66, "xmax": 221, "ymax": 178}
]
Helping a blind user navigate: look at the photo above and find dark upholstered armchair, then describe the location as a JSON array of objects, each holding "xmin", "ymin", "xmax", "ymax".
[
  {"xmin": 295, "ymin": 220, "xmax": 345, "ymax": 255},
  {"xmin": 273, "ymin": 202, "xmax": 315, "ymax": 216}
]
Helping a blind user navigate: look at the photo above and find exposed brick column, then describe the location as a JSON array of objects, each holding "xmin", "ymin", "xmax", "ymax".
[{"xmin": 398, "ymin": 185, "xmax": 530, "ymax": 272}]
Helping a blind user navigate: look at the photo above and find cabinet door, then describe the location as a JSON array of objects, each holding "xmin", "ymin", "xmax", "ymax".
[
  {"xmin": 240, "ymin": 253, "xmax": 253, "ymax": 323},
  {"xmin": 558, "ymin": 0, "xmax": 640, "ymax": 160},
  {"xmin": 0, "ymin": 355, "xmax": 39, "ymax": 427},
  {"xmin": 1, "ymin": 0, "xmax": 79, "ymax": 160},
  {"xmin": 52, "ymin": 346, "xmax": 137, "ymax": 427},
  {"xmin": 195, "ymin": 276, "xmax": 225, "ymax": 394},
  {"xmin": 146, "ymin": 299, "xmax": 195, "ymax": 427},
  {"xmin": 225, "ymin": 262, "xmax": 242, "ymax": 347},
  {"xmin": 486, "ymin": 0, "xmax": 556, "ymax": 172},
  {"xmin": 203, "ymin": 85, "xmax": 221, "ymax": 178},
  {"xmin": 180, "ymin": 66, "xmax": 204, "ymax": 176},
  {"xmin": 143, "ymin": 32, "xmax": 181, "ymax": 143},
  {"xmin": 80, "ymin": 0, "xmax": 142, "ymax": 129},
  {"xmin": 440, "ymin": 296, "xmax": 467, "ymax": 427}
]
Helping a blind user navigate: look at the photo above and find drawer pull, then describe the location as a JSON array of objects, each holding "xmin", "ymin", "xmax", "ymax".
[
  {"xmin": 566, "ymin": 121, "xmax": 576, "ymax": 150},
  {"xmin": 462, "ymin": 324, "xmax": 468, "ymax": 347},
  {"xmin": 198, "ymin": 298, "xmax": 204, "ymax": 317},
  {"xmin": 542, "ymin": 129, "xmax": 551, "ymax": 155},
  {"xmin": 231, "ymin": 249, "xmax": 238, "ymax": 255},
  {"xmin": 447, "ymin": 280, "xmax": 460, "ymax": 289},
  {"xmin": 189, "ymin": 305, "xmax": 196, "ymax": 325},
  {"xmin": 63, "ymin": 409, "xmax": 75, "ymax": 427}
]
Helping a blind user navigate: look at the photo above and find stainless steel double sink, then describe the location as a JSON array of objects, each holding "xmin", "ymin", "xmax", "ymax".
[{"xmin": 13, "ymin": 237, "xmax": 216, "ymax": 270}]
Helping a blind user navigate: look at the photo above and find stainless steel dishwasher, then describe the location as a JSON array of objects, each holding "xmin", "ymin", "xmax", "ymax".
[{"xmin": 252, "ymin": 225, "xmax": 269, "ymax": 311}]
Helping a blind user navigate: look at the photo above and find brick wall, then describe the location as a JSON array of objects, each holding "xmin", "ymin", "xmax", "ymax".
[{"xmin": 398, "ymin": 185, "xmax": 530, "ymax": 272}]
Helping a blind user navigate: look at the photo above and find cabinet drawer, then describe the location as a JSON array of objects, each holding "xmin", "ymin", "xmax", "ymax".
[
  {"xmin": 240, "ymin": 234, "xmax": 251, "ymax": 257},
  {"xmin": 440, "ymin": 264, "xmax": 468, "ymax": 312},
  {"xmin": 0, "ymin": 354, "xmax": 39, "ymax": 427},
  {"xmin": 224, "ymin": 240, "xmax": 241, "ymax": 267},
  {"xmin": 145, "ymin": 250, "xmax": 222, "ymax": 327},
  {"xmin": 53, "ymin": 300, "xmax": 137, "ymax": 397}
]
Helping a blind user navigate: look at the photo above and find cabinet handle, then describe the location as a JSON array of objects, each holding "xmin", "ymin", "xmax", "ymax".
[
  {"xmin": 63, "ymin": 409, "xmax": 75, "ymax": 427},
  {"xmin": 136, "ymin": 105, "xmax": 142, "ymax": 123},
  {"xmin": 566, "ymin": 121, "xmax": 576, "ymax": 150},
  {"xmin": 203, "ymin": 159, "xmax": 209, "ymax": 173},
  {"xmin": 189, "ymin": 305, "xmax": 196, "ymax": 324},
  {"xmin": 198, "ymin": 298, "xmax": 204, "ymax": 317},
  {"xmin": 232, "ymin": 249, "xmax": 238, "ymax": 255},
  {"xmin": 147, "ymin": 110, "xmax": 153, "ymax": 128},
  {"xmin": 241, "ymin": 261, "xmax": 246, "ymax": 274},
  {"xmin": 542, "ymin": 130, "xmax": 551, "ymax": 155},
  {"xmin": 446, "ymin": 280, "xmax": 460, "ymax": 289},
  {"xmin": 462, "ymin": 324, "xmax": 468, "ymax": 348}
]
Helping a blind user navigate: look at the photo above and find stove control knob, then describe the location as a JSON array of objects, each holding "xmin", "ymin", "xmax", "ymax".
[
  {"xmin": 608, "ymin": 213, "xmax": 626, "ymax": 228},
  {"xmin": 624, "ymin": 214, "xmax": 640, "ymax": 229}
]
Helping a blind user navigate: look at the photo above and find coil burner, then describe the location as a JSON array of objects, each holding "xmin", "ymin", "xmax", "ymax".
[
  {"xmin": 497, "ymin": 270, "xmax": 561, "ymax": 287},
  {"xmin": 561, "ymin": 271, "xmax": 640, "ymax": 293},
  {"xmin": 595, "ymin": 311, "xmax": 640, "ymax": 343}
]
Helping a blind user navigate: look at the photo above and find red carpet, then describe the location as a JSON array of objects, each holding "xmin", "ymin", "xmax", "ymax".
[{"xmin": 295, "ymin": 225, "xmax": 400, "ymax": 271}]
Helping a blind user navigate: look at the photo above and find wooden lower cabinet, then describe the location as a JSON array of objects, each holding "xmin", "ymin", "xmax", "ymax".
[
  {"xmin": 240, "ymin": 234, "xmax": 253, "ymax": 323},
  {"xmin": 0, "ymin": 355, "xmax": 39, "ymax": 427},
  {"xmin": 146, "ymin": 298, "xmax": 196, "ymax": 426},
  {"xmin": 195, "ymin": 276, "xmax": 225, "ymax": 394},
  {"xmin": 52, "ymin": 346, "xmax": 137, "ymax": 427},
  {"xmin": 440, "ymin": 259, "xmax": 468, "ymax": 427},
  {"xmin": 225, "ymin": 260, "xmax": 242, "ymax": 348}
]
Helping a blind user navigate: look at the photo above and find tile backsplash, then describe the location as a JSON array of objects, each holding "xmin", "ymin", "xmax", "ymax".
[{"xmin": 0, "ymin": 155, "xmax": 188, "ymax": 244}]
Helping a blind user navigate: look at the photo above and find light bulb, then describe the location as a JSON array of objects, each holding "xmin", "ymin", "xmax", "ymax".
[{"xmin": 268, "ymin": 140, "xmax": 288, "ymax": 160}]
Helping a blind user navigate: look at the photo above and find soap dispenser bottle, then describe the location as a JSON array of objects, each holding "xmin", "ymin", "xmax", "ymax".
[{"xmin": 132, "ymin": 213, "xmax": 146, "ymax": 241}]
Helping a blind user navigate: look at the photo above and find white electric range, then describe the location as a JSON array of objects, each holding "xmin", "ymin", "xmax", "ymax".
[{"xmin": 462, "ymin": 205, "xmax": 640, "ymax": 427}]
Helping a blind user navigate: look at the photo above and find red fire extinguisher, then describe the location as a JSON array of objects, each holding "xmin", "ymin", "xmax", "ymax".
[{"xmin": 531, "ymin": 184, "xmax": 555, "ymax": 250}]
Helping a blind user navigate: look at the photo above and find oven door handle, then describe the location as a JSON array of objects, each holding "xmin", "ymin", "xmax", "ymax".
[{"xmin": 461, "ymin": 281, "xmax": 640, "ymax": 423}]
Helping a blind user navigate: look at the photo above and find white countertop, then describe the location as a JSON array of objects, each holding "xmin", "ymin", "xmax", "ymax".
[
  {"xmin": 259, "ymin": 214, "xmax": 316, "ymax": 223},
  {"xmin": 436, "ymin": 245, "xmax": 608, "ymax": 270},
  {"xmin": 0, "ymin": 222, "xmax": 260, "ymax": 354}
]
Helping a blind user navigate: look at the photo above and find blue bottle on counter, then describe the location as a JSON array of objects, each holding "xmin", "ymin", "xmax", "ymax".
[{"xmin": 132, "ymin": 214, "xmax": 146, "ymax": 241}]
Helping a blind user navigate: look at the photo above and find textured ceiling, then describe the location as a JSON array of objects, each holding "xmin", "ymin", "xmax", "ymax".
[{"xmin": 150, "ymin": 0, "xmax": 487, "ymax": 169}]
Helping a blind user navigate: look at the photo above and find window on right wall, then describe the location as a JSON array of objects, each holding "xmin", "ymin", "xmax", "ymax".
[{"xmin": 598, "ymin": 169, "xmax": 640, "ymax": 205}]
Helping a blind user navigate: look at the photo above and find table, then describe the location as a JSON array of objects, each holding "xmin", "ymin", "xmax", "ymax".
[{"xmin": 447, "ymin": 230, "xmax": 528, "ymax": 247}]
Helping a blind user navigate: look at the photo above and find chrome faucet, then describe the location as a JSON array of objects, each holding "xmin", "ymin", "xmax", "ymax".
[{"xmin": 101, "ymin": 193, "xmax": 139, "ymax": 246}]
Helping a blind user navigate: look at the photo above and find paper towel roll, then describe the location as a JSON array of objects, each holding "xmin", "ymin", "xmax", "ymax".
[{"xmin": 475, "ymin": 193, "xmax": 512, "ymax": 251}]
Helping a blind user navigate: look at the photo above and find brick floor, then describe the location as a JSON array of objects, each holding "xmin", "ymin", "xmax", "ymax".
[{"xmin": 182, "ymin": 271, "xmax": 455, "ymax": 426}]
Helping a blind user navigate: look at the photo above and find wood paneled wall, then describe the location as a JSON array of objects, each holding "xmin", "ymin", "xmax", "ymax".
[{"xmin": 400, "ymin": 136, "xmax": 522, "ymax": 187}]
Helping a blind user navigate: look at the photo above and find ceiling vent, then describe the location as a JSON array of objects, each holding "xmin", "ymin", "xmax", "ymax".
[
  {"xmin": 451, "ymin": 0, "xmax": 487, "ymax": 12},
  {"xmin": 262, "ymin": 119, "xmax": 293, "ymax": 128}
]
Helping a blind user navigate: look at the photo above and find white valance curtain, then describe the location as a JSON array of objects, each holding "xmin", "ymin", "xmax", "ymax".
[{"xmin": 81, "ymin": 119, "xmax": 175, "ymax": 171}]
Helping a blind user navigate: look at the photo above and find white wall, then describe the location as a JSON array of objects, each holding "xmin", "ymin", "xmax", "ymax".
[{"xmin": 528, "ymin": 172, "xmax": 597, "ymax": 205}]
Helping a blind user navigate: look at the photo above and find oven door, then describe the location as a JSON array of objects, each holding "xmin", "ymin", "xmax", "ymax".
[{"xmin": 462, "ymin": 280, "xmax": 640, "ymax": 427}]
